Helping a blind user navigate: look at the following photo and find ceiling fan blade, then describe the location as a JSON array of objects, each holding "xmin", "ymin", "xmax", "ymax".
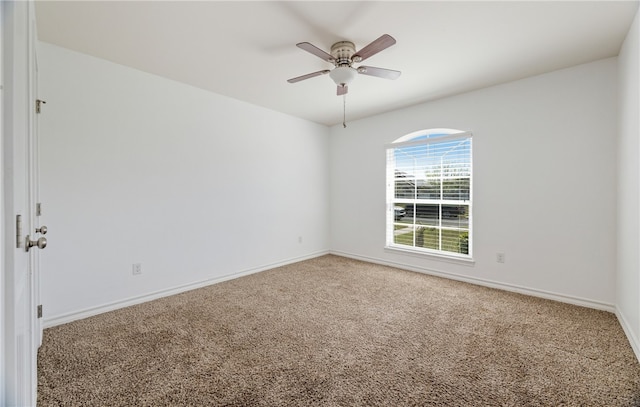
[
  {"xmin": 287, "ymin": 70, "xmax": 331, "ymax": 83},
  {"xmin": 296, "ymin": 42, "xmax": 335, "ymax": 63},
  {"xmin": 353, "ymin": 34, "xmax": 396, "ymax": 62},
  {"xmin": 357, "ymin": 66, "xmax": 401, "ymax": 80},
  {"xmin": 337, "ymin": 85, "xmax": 348, "ymax": 96}
]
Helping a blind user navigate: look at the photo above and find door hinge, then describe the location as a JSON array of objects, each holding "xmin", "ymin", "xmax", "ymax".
[
  {"xmin": 16, "ymin": 214, "xmax": 23, "ymax": 248},
  {"xmin": 37, "ymin": 305, "xmax": 43, "ymax": 319},
  {"xmin": 36, "ymin": 203, "xmax": 42, "ymax": 216},
  {"xmin": 36, "ymin": 99, "xmax": 46, "ymax": 114}
]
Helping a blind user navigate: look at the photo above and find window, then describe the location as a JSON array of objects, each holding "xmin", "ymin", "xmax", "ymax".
[{"xmin": 386, "ymin": 129, "xmax": 472, "ymax": 259}]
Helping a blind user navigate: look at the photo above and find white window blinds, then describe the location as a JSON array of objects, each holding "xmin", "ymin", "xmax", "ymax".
[{"xmin": 386, "ymin": 131, "xmax": 472, "ymax": 258}]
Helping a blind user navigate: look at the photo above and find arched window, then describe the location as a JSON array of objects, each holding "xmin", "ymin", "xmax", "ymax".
[{"xmin": 385, "ymin": 129, "xmax": 472, "ymax": 259}]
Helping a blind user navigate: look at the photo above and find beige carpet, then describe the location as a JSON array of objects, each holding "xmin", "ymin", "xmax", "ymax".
[{"xmin": 38, "ymin": 255, "xmax": 640, "ymax": 406}]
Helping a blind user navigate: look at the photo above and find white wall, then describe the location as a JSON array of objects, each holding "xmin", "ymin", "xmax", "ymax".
[
  {"xmin": 329, "ymin": 58, "xmax": 618, "ymax": 309},
  {"xmin": 38, "ymin": 43, "xmax": 330, "ymax": 323},
  {"xmin": 617, "ymin": 9, "xmax": 640, "ymax": 358}
]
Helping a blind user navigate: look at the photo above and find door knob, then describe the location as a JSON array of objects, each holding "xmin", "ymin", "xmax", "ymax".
[
  {"xmin": 36, "ymin": 225, "xmax": 47, "ymax": 235},
  {"xmin": 25, "ymin": 235, "xmax": 47, "ymax": 251}
]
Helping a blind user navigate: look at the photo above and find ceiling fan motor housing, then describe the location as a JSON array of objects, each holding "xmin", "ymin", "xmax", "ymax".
[{"xmin": 330, "ymin": 41, "xmax": 356, "ymax": 66}]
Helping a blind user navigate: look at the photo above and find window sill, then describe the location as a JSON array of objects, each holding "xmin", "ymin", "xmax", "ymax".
[{"xmin": 384, "ymin": 245, "xmax": 475, "ymax": 266}]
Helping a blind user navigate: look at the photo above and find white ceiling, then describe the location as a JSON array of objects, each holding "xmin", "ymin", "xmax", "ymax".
[{"xmin": 35, "ymin": 1, "xmax": 638, "ymax": 126}]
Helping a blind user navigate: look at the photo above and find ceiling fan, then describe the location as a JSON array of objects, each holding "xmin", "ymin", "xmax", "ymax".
[{"xmin": 287, "ymin": 34, "xmax": 401, "ymax": 96}]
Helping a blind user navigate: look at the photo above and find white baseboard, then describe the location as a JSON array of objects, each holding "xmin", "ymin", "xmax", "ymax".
[
  {"xmin": 330, "ymin": 250, "xmax": 616, "ymax": 313},
  {"xmin": 615, "ymin": 306, "xmax": 640, "ymax": 363},
  {"xmin": 44, "ymin": 248, "xmax": 618, "ymax": 327},
  {"xmin": 43, "ymin": 250, "xmax": 329, "ymax": 328}
]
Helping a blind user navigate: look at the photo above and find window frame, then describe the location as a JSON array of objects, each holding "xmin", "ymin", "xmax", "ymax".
[{"xmin": 385, "ymin": 129, "xmax": 473, "ymax": 261}]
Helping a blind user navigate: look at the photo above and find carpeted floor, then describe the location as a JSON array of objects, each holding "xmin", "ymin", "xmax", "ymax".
[{"xmin": 38, "ymin": 255, "xmax": 640, "ymax": 406}]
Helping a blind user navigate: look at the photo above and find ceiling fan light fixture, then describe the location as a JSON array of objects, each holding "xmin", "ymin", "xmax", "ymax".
[{"xmin": 329, "ymin": 66, "xmax": 357, "ymax": 86}]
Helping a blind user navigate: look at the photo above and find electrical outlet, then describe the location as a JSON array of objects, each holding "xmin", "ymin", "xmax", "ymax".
[
  {"xmin": 496, "ymin": 253, "xmax": 505, "ymax": 263},
  {"xmin": 132, "ymin": 263, "xmax": 142, "ymax": 275}
]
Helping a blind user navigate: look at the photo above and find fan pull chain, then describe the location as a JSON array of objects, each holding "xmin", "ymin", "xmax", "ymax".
[{"xmin": 343, "ymin": 94, "xmax": 347, "ymax": 128}]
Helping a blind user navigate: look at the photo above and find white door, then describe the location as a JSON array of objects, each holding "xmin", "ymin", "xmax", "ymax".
[
  {"xmin": 1, "ymin": 0, "xmax": 43, "ymax": 405},
  {"xmin": 31, "ymin": 13, "xmax": 45, "ymax": 351}
]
